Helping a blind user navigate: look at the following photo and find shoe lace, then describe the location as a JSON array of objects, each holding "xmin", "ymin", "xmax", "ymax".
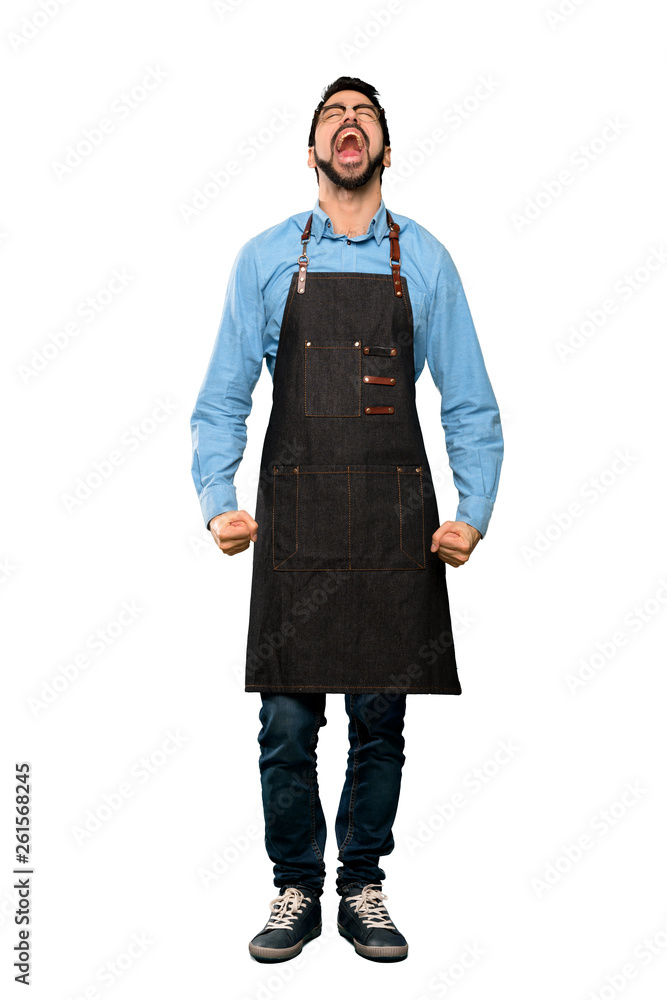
[
  {"xmin": 346, "ymin": 884, "xmax": 396, "ymax": 930},
  {"xmin": 266, "ymin": 887, "xmax": 312, "ymax": 929}
]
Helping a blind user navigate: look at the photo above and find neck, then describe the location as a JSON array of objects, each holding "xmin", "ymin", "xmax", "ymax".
[{"xmin": 317, "ymin": 182, "xmax": 382, "ymax": 237}]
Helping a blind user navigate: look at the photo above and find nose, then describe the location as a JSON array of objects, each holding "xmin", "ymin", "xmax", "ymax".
[{"xmin": 340, "ymin": 106, "xmax": 360, "ymax": 125}]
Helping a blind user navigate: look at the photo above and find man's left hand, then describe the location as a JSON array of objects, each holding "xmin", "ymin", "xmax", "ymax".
[{"xmin": 430, "ymin": 520, "xmax": 482, "ymax": 567}]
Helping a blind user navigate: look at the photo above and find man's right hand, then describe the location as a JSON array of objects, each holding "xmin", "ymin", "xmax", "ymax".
[{"xmin": 209, "ymin": 510, "xmax": 258, "ymax": 555}]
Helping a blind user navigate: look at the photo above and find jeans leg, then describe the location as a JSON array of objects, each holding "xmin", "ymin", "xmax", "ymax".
[
  {"xmin": 258, "ymin": 692, "xmax": 327, "ymax": 897},
  {"xmin": 335, "ymin": 692, "xmax": 407, "ymax": 894}
]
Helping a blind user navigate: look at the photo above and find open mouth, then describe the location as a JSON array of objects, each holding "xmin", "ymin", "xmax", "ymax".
[{"xmin": 334, "ymin": 127, "xmax": 365, "ymax": 163}]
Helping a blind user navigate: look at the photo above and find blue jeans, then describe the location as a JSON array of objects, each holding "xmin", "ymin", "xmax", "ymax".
[{"xmin": 258, "ymin": 692, "xmax": 407, "ymax": 897}]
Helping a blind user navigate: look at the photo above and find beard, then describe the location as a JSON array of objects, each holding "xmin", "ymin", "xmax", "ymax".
[{"xmin": 313, "ymin": 143, "xmax": 386, "ymax": 190}]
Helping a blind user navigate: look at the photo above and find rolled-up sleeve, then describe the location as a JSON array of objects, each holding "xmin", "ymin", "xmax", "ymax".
[
  {"xmin": 190, "ymin": 239, "xmax": 265, "ymax": 529},
  {"xmin": 425, "ymin": 244, "xmax": 503, "ymax": 538}
]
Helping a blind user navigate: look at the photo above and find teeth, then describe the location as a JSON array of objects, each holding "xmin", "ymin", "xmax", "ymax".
[{"xmin": 336, "ymin": 129, "xmax": 364, "ymax": 151}]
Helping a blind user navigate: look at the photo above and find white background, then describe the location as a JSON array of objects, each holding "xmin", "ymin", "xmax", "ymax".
[{"xmin": 2, "ymin": 0, "xmax": 666, "ymax": 997}]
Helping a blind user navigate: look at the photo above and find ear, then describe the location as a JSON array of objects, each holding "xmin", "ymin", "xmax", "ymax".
[
  {"xmin": 383, "ymin": 146, "xmax": 391, "ymax": 168},
  {"xmin": 307, "ymin": 146, "xmax": 316, "ymax": 168}
]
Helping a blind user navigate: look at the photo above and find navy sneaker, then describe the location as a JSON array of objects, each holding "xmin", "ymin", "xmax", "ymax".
[
  {"xmin": 249, "ymin": 885, "xmax": 322, "ymax": 963},
  {"xmin": 338, "ymin": 883, "xmax": 408, "ymax": 961}
]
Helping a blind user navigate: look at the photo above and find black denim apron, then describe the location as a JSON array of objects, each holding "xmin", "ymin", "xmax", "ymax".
[{"xmin": 244, "ymin": 209, "xmax": 461, "ymax": 695}]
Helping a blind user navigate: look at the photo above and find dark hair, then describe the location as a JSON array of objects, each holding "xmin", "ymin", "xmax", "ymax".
[{"xmin": 308, "ymin": 76, "xmax": 390, "ymax": 183}]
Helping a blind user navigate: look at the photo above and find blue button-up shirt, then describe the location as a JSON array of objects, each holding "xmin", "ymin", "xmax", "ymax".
[{"xmin": 191, "ymin": 196, "xmax": 503, "ymax": 537}]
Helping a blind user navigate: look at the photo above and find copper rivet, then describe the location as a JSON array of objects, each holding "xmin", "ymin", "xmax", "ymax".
[
  {"xmin": 300, "ymin": 267, "xmax": 305, "ymax": 271},
  {"xmin": 391, "ymin": 349, "xmax": 397, "ymax": 355},
  {"xmin": 364, "ymin": 348, "xmax": 369, "ymax": 354},
  {"xmin": 364, "ymin": 376, "xmax": 368, "ymax": 382},
  {"xmin": 293, "ymin": 468, "xmax": 297, "ymax": 472},
  {"xmin": 391, "ymin": 378, "xmax": 395, "ymax": 384},
  {"xmin": 306, "ymin": 341, "xmax": 311, "ymax": 346},
  {"xmin": 397, "ymin": 467, "xmax": 402, "ymax": 471},
  {"xmin": 354, "ymin": 341, "xmax": 360, "ymax": 346},
  {"xmin": 365, "ymin": 407, "xmax": 370, "ymax": 413}
]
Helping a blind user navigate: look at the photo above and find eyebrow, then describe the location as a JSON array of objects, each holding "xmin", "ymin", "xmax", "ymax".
[{"xmin": 320, "ymin": 103, "xmax": 375, "ymax": 109}]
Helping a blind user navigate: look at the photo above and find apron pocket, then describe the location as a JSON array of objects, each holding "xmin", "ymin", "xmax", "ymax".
[
  {"xmin": 304, "ymin": 339, "xmax": 361, "ymax": 416},
  {"xmin": 272, "ymin": 464, "xmax": 425, "ymax": 570}
]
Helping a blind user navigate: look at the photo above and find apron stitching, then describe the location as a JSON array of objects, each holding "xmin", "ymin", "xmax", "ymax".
[
  {"xmin": 272, "ymin": 468, "xmax": 299, "ymax": 569},
  {"xmin": 398, "ymin": 469, "xmax": 426, "ymax": 568},
  {"xmin": 400, "ymin": 554, "xmax": 425, "ymax": 568},
  {"xmin": 296, "ymin": 274, "xmax": 410, "ymax": 318},
  {"xmin": 248, "ymin": 684, "xmax": 462, "ymax": 691},
  {"xmin": 304, "ymin": 340, "xmax": 362, "ymax": 417},
  {"xmin": 273, "ymin": 468, "xmax": 425, "ymax": 571},
  {"xmin": 277, "ymin": 469, "xmax": 413, "ymax": 474},
  {"xmin": 397, "ymin": 466, "xmax": 403, "ymax": 553},
  {"xmin": 419, "ymin": 468, "xmax": 426, "ymax": 566},
  {"xmin": 347, "ymin": 466, "xmax": 351, "ymax": 569},
  {"xmin": 304, "ymin": 275, "xmax": 392, "ymax": 280}
]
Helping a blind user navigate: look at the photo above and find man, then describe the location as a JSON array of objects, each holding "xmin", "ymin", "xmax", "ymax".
[{"xmin": 190, "ymin": 76, "xmax": 503, "ymax": 963}]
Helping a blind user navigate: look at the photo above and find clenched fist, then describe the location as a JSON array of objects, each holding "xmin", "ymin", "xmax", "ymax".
[
  {"xmin": 430, "ymin": 520, "xmax": 482, "ymax": 567},
  {"xmin": 209, "ymin": 510, "xmax": 258, "ymax": 556}
]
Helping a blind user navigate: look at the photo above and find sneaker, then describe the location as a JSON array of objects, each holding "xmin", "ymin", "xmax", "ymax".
[
  {"xmin": 248, "ymin": 885, "xmax": 322, "ymax": 963},
  {"xmin": 337, "ymin": 883, "xmax": 408, "ymax": 961}
]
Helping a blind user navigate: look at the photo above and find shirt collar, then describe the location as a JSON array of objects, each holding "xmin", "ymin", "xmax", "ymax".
[{"xmin": 306, "ymin": 196, "xmax": 389, "ymax": 246}]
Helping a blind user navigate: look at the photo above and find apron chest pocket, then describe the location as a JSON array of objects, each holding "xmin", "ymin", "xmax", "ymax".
[
  {"xmin": 272, "ymin": 464, "xmax": 426, "ymax": 571},
  {"xmin": 304, "ymin": 339, "xmax": 361, "ymax": 416}
]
